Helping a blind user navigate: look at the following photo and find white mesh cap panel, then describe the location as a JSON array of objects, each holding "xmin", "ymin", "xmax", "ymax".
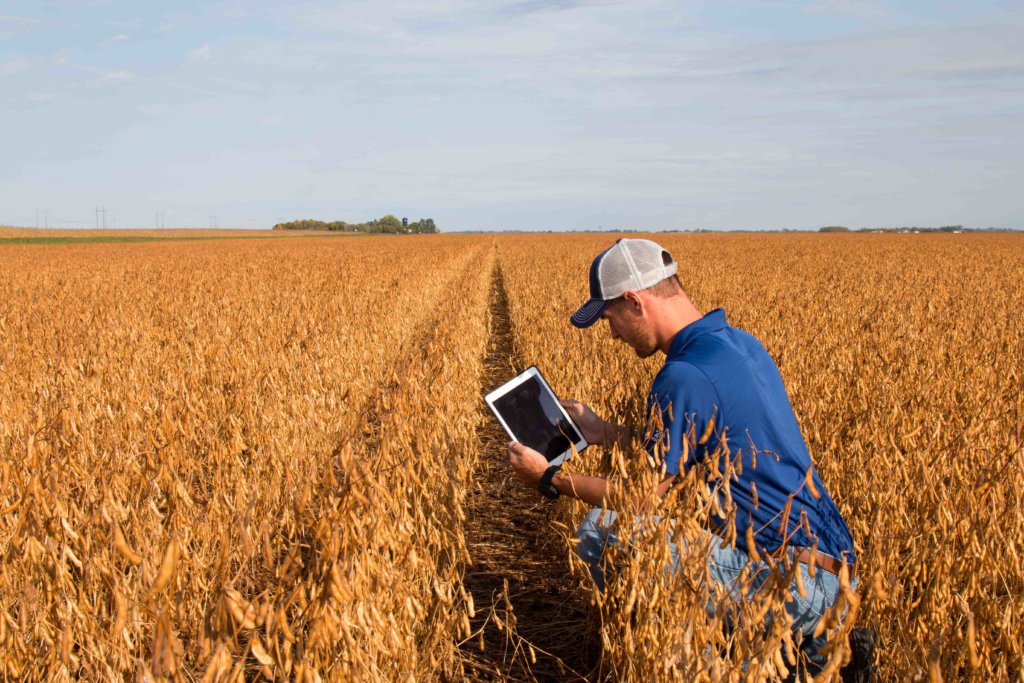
[
  {"xmin": 597, "ymin": 245, "xmax": 637, "ymax": 298},
  {"xmin": 627, "ymin": 239, "xmax": 677, "ymax": 289},
  {"xmin": 597, "ymin": 239, "xmax": 676, "ymax": 298}
]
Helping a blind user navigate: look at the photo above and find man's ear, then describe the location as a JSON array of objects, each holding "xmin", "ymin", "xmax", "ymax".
[{"xmin": 622, "ymin": 290, "xmax": 644, "ymax": 314}]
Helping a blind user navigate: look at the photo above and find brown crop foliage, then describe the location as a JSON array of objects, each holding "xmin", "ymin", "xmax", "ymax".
[
  {"xmin": 0, "ymin": 232, "xmax": 1021, "ymax": 681},
  {"xmin": 0, "ymin": 235, "xmax": 494, "ymax": 680},
  {"xmin": 0, "ymin": 227, "xmax": 314, "ymax": 239}
]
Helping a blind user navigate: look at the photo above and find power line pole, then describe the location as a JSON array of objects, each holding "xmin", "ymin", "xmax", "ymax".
[
  {"xmin": 101, "ymin": 207, "xmax": 107, "ymax": 229},
  {"xmin": 96, "ymin": 207, "xmax": 101, "ymax": 229},
  {"xmin": 44, "ymin": 209, "xmax": 48, "ymax": 229}
]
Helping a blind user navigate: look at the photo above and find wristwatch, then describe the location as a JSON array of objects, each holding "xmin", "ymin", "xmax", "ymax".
[{"xmin": 539, "ymin": 464, "xmax": 562, "ymax": 499}]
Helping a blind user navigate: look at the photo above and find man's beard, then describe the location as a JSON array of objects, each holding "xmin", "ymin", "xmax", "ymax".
[
  {"xmin": 630, "ymin": 339, "xmax": 655, "ymax": 358},
  {"xmin": 632, "ymin": 338, "xmax": 658, "ymax": 358},
  {"xmin": 617, "ymin": 315, "xmax": 657, "ymax": 358}
]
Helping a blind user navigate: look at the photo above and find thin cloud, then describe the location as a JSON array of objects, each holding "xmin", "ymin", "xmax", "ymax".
[
  {"xmin": 498, "ymin": 0, "xmax": 589, "ymax": 16},
  {"xmin": 803, "ymin": 0, "xmax": 885, "ymax": 18},
  {"xmin": 27, "ymin": 90, "xmax": 56, "ymax": 103},
  {"xmin": 51, "ymin": 51, "xmax": 138, "ymax": 90},
  {"xmin": 209, "ymin": 76, "xmax": 264, "ymax": 95},
  {"xmin": 86, "ymin": 70, "xmax": 135, "ymax": 88},
  {"xmin": 923, "ymin": 58, "xmax": 1024, "ymax": 81},
  {"xmin": 100, "ymin": 33, "xmax": 129, "ymax": 48},
  {"xmin": 0, "ymin": 59, "xmax": 30, "ymax": 76},
  {"xmin": 568, "ymin": 62, "xmax": 789, "ymax": 83},
  {"xmin": 0, "ymin": 12, "xmax": 38, "ymax": 38},
  {"xmin": 166, "ymin": 81, "xmax": 225, "ymax": 97},
  {"xmin": 496, "ymin": 0, "xmax": 624, "ymax": 18},
  {"xmin": 188, "ymin": 44, "xmax": 213, "ymax": 61}
]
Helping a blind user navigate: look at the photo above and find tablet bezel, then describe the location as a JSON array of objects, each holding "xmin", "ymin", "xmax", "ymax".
[{"xmin": 484, "ymin": 365, "xmax": 587, "ymax": 466}]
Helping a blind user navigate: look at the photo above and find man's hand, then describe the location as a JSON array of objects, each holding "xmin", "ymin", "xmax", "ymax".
[
  {"xmin": 560, "ymin": 399, "xmax": 614, "ymax": 447},
  {"xmin": 508, "ymin": 442, "xmax": 549, "ymax": 487}
]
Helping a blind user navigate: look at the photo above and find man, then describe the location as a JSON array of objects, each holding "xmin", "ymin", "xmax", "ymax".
[{"xmin": 507, "ymin": 238, "xmax": 862, "ymax": 673}]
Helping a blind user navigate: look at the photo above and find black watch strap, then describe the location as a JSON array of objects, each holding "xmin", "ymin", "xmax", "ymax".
[{"xmin": 539, "ymin": 464, "xmax": 562, "ymax": 499}]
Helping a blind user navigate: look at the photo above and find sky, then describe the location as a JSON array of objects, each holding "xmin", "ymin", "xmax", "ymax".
[{"xmin": 1, "ymin": 1, "xmax": 1022, "ymax": 231}]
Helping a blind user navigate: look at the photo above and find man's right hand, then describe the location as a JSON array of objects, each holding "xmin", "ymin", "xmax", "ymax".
[{"xmin": 560, "ymin": 399, "xmax": 612, "ymax": 446}]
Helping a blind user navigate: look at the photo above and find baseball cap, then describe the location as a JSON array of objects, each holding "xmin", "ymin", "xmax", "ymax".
[{"xmin": 570, "ymin": 238, "xmax": 678, "ymax": 329}]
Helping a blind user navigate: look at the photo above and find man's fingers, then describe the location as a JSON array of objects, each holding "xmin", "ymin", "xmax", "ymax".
[{"xmin": 509, "ymin": 441, "xmax": 539, "ymax": 459}]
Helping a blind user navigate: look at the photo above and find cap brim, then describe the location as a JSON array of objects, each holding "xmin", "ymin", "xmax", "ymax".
[{"xmin": 570, "ymin": 298, "xmax": 608, "ymax": 329}]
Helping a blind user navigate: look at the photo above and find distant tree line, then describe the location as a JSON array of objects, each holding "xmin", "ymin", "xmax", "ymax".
[
  {"xmin": 272, "ymin": 215, "xmax": 437, "ymax": 234},
  {"xmin": 816, "ymin": 225, "xmax": 995, "ymax": 233}
]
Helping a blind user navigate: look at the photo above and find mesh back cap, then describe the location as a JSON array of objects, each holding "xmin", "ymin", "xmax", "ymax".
[{"xmin": 570, "ymin": 238, "xmax": 678, "ymax": 328}]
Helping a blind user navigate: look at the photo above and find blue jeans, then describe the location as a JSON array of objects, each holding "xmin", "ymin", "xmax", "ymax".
[{"xmin": 575, "ymin": 508, "xmax": 845, "ymax": 672}]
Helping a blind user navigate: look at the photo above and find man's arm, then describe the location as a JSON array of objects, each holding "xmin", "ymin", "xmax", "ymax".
[
  {"xmin": 601, "ymin": 423, "xmax": 632, "ymax": 452},
  {"xmin": 551, "ymin": 470, "xmax": 608, "ymax": 507},
  {"xmin": 559, "ymin": 399, "xmax": 630, "ymax": 450},
  {"xmin": 508, "ymin": 441, "xmax": 675, "ymax": 509},
  {"xmin": 551, "ymin": 469, "xmax": 675, "ymax": 510}
]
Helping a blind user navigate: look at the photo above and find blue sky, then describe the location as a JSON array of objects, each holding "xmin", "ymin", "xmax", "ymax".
[{"xmin": 1, "ymin": 1, "xmax": 1022, "ymax": 231}]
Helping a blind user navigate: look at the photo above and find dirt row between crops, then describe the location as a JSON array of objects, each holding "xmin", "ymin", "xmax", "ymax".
[{"xmin": 457, "ymin": 256, "xmax": 600, "ymax": 681}]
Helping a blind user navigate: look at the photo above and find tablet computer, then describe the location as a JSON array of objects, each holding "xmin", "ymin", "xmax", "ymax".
[{"xmin": 485, "ymin": 365, "xmax": 587, "ymax": 465}]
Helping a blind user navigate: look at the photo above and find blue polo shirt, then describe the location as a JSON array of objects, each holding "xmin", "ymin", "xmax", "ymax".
[{"xmin": 646, "ymin": 308, "xmax": 855, "ymax": 563}]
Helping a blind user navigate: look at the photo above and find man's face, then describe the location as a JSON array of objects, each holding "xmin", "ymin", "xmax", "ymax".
[{"xmin": 603, "ymin": 298, "xmax": 657, "ymax": 358}]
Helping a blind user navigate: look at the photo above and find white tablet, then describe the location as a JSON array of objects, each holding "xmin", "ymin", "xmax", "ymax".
[{"xmin": 485, "ymin": 365, "xmax": 587, "ymax": 465}]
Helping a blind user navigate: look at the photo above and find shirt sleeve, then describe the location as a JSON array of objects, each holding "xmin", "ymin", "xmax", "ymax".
[{"xmin": 646, "ymin": 361, "xmax": 720, "ymax": 476}]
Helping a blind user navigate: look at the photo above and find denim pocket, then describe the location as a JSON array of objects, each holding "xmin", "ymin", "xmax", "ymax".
[{"xmin": 789, "ymin": 565, "xmax": 840, "ymax": 635}]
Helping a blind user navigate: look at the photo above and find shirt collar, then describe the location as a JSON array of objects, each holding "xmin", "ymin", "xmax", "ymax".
[{"xmin": 667, "ymin": 308, "xmax": 728, "ymax": 359}]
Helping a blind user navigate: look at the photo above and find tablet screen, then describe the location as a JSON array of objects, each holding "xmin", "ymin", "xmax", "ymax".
[{"xmin": 492, "ymin": 375, "xmax": 584, "ymax": 460}]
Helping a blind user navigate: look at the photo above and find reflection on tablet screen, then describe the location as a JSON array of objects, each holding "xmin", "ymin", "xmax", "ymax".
[{"xmin": 492, "ymin": 376, "xmax": 582, "ymax": 460}]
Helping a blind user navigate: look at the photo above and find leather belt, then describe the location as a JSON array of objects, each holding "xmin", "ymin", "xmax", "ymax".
[{"xmin": 793, "ymin": 547, "xmax": 855, "ymax": 578}]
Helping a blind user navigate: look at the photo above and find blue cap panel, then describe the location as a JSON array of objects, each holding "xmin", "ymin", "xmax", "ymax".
[{"xmin": 588, "ymin": 244, "xmax": 614, "ymax": 299}]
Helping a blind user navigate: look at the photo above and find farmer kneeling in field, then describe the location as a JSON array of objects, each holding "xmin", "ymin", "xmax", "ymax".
[{"xmin": 507, "ymin": 238, "xmax": 868, "ymax": 676}]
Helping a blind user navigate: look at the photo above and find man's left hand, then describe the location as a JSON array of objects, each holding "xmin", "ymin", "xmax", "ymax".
[{"xmin": 508, "ymin": 442, "xmax": 549, "ymax": 487}]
